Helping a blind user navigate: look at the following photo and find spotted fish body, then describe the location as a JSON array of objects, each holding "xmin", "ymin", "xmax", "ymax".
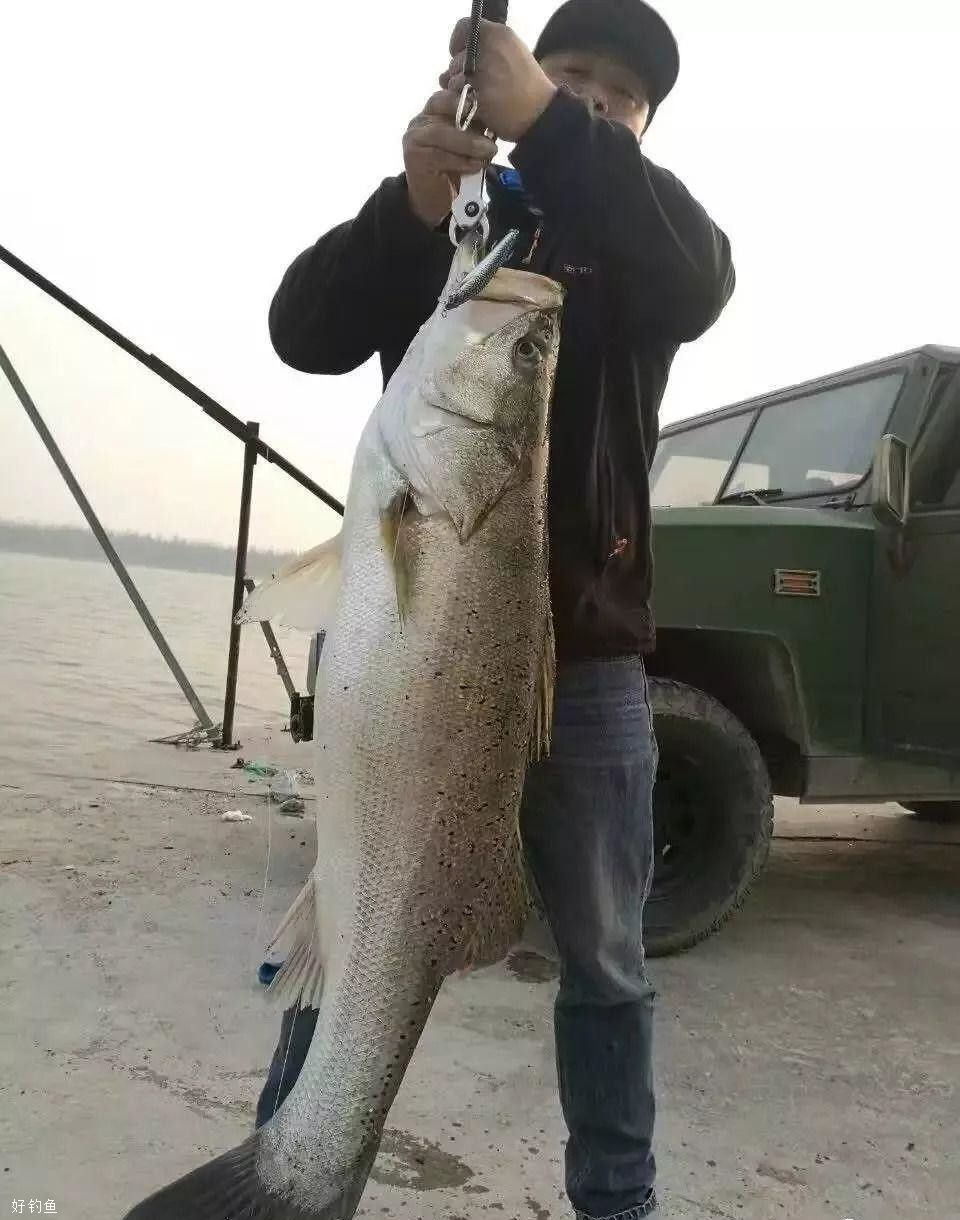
[{"xmin": 123, "ymin": 250, "xmax": 564, "ymax": 1220}]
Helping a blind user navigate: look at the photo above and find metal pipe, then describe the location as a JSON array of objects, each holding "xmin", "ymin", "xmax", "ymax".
[
  {"xmin": 220, "ymin": 422, "xmax": 259, "ymax": 749},
  {"xmin": 243, "ymin": 577, "xmax": 297, "ymax": 701},
  {"xmin": 0, "ymin": 243, "xmax": 345, "ymax": 516},
  {"xmin": 0, "ymin": 341, "xmax": 218, "ymax": 737}
]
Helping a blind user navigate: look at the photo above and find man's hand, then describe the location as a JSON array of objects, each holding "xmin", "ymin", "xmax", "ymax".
[
  {"xmin": 442, "ymin": 18, "xmax": 557, "ymax": 142},
  {"xmin": 403, "ymin": 90, "xmax": 498, "ymax": 229}
]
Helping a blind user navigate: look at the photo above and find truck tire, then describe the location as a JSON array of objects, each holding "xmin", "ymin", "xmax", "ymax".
[
  {"xmin": 645, "ymin": 679, "xmax": 774, "ymax": 957},
  {"xmin": 901, "ymin": 802, "xmax": 960, "ymax": 823}
]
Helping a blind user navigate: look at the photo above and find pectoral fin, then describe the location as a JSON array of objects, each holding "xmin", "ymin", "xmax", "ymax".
[
  {"xmin": 236, "ymin": 533, "xmax": 342, "ymax": 633},
  {"xmin": 530, "ymin": 610, "xmax": 556, "ymax": 763},
  {"xmin": 379, "ymin": 486, "xmax": 421, "ymax": 628}
]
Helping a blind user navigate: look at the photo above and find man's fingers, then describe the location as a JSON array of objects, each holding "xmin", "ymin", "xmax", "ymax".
[
  {"xmin": 409, "ymin": 147, "xmax": 488, "ymax": 176},
  {"xmin": 417, "ymin": 89, "xmax": 484, "ymax": 129},
  {"xmin": 406, "ymin": 121, "xmax": 495, "ymax": 160},
  {"xmin": 433, "ymin": 153, "xmax": 487, "ymax": 175},
  {"xmin": 421, "ymin": 89, "xmax": 460, "ymax": 119},
  {"xmin": 449, "ymin": 15, "xmax": 501, "ymax": 57},
  {"xmin": 449, "ymin": 16, "xmax": 471, "ymax": 56}
]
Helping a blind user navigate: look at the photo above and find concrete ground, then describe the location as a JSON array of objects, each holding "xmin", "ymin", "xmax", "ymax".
[{"xmin": 1, "ymin": 732, "xmax": 958, "ymax": 1220}]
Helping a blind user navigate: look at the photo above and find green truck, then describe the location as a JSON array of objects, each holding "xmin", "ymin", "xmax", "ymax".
[{"xmin": 644, "ymin": 344, "xmax": 960, "ymax": 956}]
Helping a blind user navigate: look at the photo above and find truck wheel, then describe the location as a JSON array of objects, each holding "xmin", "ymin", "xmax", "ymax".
[
  {"xmin": 645, "ymin": 679, "xmax": 774, "ymax": 957},
  {"xmin": 901, "ymin": 802, "xmax": 960, "ymax": 823}
]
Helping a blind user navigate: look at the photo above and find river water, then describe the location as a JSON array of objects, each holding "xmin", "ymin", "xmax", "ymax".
[{"xmin": 0, "ymin": 552, "xmax": 311, "ymax": 775}]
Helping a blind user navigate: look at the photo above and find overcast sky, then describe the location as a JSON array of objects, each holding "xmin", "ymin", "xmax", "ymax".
[{"xmin": 2, "ymin": 0, "xmax": 958, "ymax": 551}]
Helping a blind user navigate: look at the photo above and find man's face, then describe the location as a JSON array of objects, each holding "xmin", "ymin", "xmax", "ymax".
[{"xmin": 539, "ymin": 48, "xmax": 651, "ymax": 136}]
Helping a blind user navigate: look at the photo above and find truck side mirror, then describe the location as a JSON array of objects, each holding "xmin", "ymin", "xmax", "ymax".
[{"xmin": 871, "ymin": 434, "xmax": 910, "ymax": 528}]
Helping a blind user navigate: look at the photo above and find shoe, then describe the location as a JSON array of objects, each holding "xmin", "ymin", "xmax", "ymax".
[{"xmin": 575, "ymin": 1191, "xmax": 658, "ymax": 1219}]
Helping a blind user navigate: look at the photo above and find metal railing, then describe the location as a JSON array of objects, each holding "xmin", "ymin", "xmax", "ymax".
[{"xmin": 0, "ymin": 242, "xmax": 345, "ymax": 749}]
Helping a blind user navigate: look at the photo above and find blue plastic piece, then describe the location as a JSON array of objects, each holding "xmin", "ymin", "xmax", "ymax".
[{"xmin": 258, "ymin": 960, "xmax": 283, "ymax": 986}]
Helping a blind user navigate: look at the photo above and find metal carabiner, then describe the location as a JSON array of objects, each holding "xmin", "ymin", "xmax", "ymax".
[
  {"xmin": 455, "ymin": 81, "xmax": 479, "ymax": 130},
  {"xmin": 449, "ymin": 82, "xmax": 490, "ymax": 247}
]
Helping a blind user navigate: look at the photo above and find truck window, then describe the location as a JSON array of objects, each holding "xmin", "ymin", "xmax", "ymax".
[
  {"xmin": 725, "ymin": 372, "xmax": 904, "ymax": 499},
  {"xmin": 911, "ymin": 368, "xmax": 960, "ymax": 512},
  {"xmin": 650, "ymin": 413, "xmax": 753, "ymax": 507}
]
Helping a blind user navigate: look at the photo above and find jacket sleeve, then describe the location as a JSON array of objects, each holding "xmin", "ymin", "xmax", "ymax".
[
  {"xmin": 510, "ymin": 89, "xmax": 735, "ymax": 342},
  {"xmin": 268, "ymin": 174, "xmax": 448, "ymax": 374}
]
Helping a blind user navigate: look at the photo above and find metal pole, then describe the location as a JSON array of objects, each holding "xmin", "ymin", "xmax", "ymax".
[
  {"xmin": 243, "ymin": 577, "xmax": 297, "ymax": 701},
  {"xmin": 0, "ymin": 243, "xmax": 345, "ymax": 516},
  {"xmin": 220, "ymin": 421, "xmax": 259, "ymax": 749},
  {"xmin": 0, "ymin": 341, "xmax": 218, "ymax": 738}
]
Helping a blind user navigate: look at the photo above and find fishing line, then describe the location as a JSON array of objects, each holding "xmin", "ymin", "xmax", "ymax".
[
  {"xmin": 272, "ymin": 1002, "xmax": 299, "ymax": 1119},
  {"xmin": 270, "ymin": 925, "xmax": 320, "ymax": 1118},
  {"xmin": 252, "ymin": 790, "xmax": 273, "ymax": 968}
]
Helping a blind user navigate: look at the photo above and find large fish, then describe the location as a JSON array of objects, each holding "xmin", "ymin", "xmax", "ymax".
[{"xmin": 123, "ymin": 245, "xmax": 564, "ymax": 1220}]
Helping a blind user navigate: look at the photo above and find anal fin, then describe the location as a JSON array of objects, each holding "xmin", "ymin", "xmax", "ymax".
[{"xmin": 264, "ymin": 870, "xmax": 324, "ymax": 1010}]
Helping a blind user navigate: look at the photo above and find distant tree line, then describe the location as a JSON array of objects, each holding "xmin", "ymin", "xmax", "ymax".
[{"xmin": 0, "ymin": 519, "xmax": 295, "ymax": 578}]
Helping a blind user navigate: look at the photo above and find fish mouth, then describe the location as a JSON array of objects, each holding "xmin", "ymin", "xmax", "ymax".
[
  {"xmin": 445, "ymin": 229, "xmax": 565, "ymax": 313},
  {"xmin": 473, "ymin": 268, "xmax": 565, "ymax": 312}
]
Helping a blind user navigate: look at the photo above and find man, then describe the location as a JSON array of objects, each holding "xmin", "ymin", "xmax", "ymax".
[{"xmin": 258, "ymin": 3, "xmax": 734, "ymax": 1216}]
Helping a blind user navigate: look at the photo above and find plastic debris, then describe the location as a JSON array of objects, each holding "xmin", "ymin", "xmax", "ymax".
[
  {"xmin": 243, "ymin": 761, "xmax": 279, "ymax": 780},
  {"xmin": 279, "ymin": 797, "xmax": 306, "ymax": 817},
  {"xmin": 220, "ymin": 810, "xmax": 253, "ymax": 823},
  {"xmin": 269, "ymin": 769, "xmax": 300, "ymax": 803}
]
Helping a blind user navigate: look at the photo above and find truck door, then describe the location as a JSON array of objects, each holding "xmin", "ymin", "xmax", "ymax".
[{"xmin": 868, "ymin": 366, "xmax": 960, "ymax": 761}]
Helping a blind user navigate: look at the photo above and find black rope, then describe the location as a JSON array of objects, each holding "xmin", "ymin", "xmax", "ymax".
[
  {"xmin": 465, "ymin": 0, "xmax": 509, "ymax": 76},
  {"xmin": 465, "ymin": 0, "xmax": 484, "ymax": 76}
]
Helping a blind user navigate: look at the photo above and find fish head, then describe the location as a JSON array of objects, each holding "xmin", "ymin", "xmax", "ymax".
[
  {"xmin": 377, "ymin": 266, "xmax": 565, "ymax": 546},
  {"xmin": 422, "ymin": 268, "xmax": 565, "ymax": 449}
]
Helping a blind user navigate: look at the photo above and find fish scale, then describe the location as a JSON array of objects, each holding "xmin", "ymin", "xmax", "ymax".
[{"xmin": 123, "ymin": 250, "xmax": 564, "ymax": 1220}]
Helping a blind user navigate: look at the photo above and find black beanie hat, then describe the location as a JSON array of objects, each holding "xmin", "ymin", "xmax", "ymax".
[{"xmin": 533, "ymin": 0, "xmax": 680, "ymax": 118}]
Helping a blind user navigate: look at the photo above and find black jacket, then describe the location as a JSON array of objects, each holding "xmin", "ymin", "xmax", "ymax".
[{"xmin": 269, "ymin": 89, "xmax": 735, "ymax": 659}]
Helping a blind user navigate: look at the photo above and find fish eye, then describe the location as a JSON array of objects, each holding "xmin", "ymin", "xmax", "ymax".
[{"xmin": 513, "ymin": 336, "xmax": 543, "ymax": 368}]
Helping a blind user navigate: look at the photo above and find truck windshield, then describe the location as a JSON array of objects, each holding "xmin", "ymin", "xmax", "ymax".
[
  {"xmin": 651, "ymin": 371, "xmax": 905, "ymax": 508},
  {"xmin": 650, "ymin": 414, "xmax": 753, "ymax": 507},
  {"xmin": 725, "ymin": 372, "xmax": 904, "ymax": 500}
]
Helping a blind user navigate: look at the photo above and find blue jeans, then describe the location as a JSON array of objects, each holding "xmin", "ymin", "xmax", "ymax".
[{"xmin": 256, "ymin": 657, "xmax": 659, "ymax": 1220}]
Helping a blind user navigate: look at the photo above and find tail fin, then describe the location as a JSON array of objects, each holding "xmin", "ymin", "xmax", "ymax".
[
  {"xmin": 123, "ymin": 1134, "xmax": 291, "ymax": 1219},
  {"xmin": 123, "ymin": 1131, "xmax": 375, "ymax": 1219},
  {"xmin": 236, "ymin": 533, "xmax": 342, "ymax": 633}
]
